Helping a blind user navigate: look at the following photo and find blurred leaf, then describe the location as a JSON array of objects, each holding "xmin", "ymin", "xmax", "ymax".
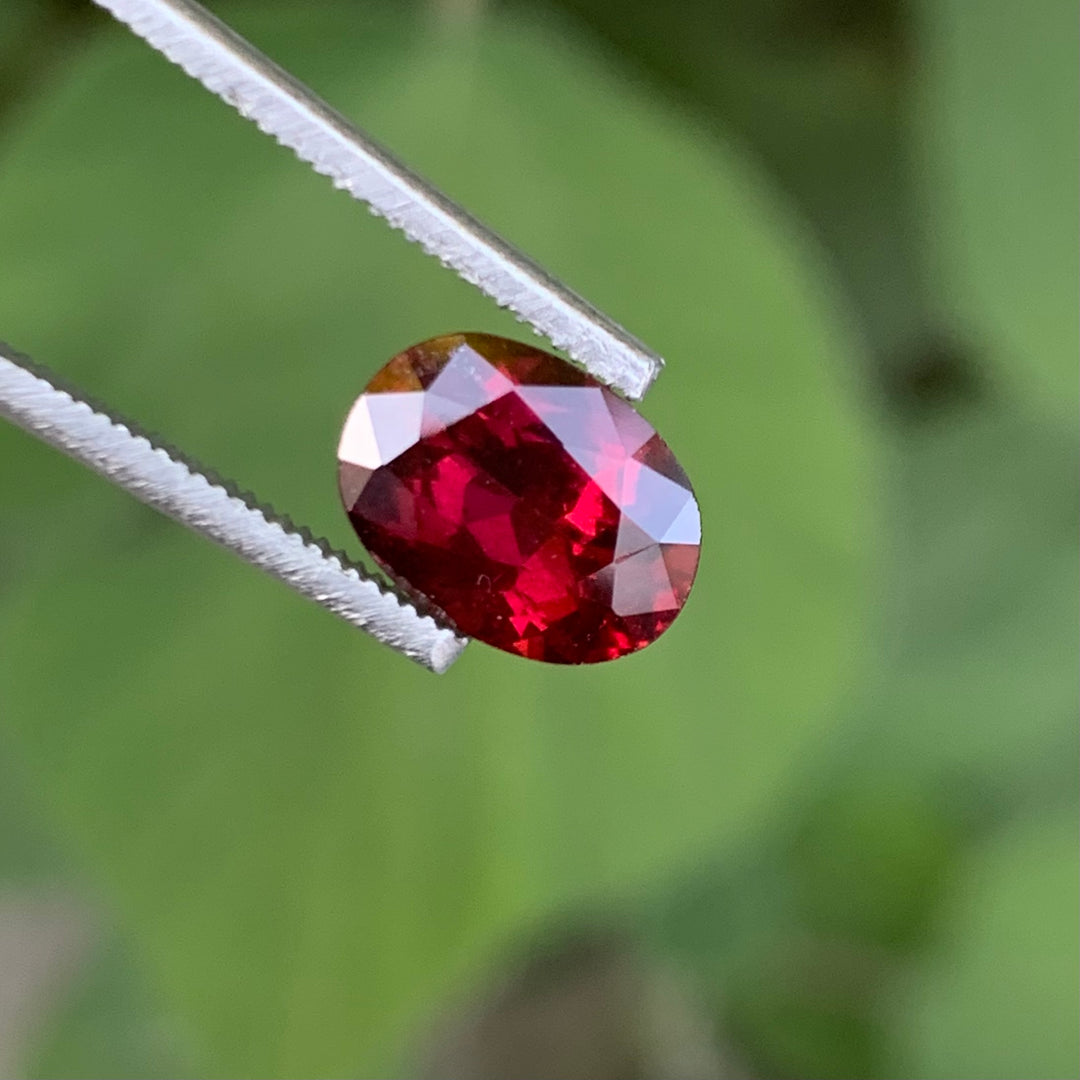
[
  {"xmin": 415, "ymin": 925, "xmax": 734, "ymax": 1080},
  {"xmin": 0, "ymin": 3, "xmax": 872, "ymax": 1074},
  {"xmin": 0, "ymin": 1, "xmax": 33, "ymax": 41},
  {"xmin": 913, "ymin": 0, "xmax": 1079, "ymax": 416},
  {"xmin": 887, "ymin": 803, "xmax": 1080, "ymax": 1079},
  {"xmin": 539, "ymin": 0, "xmax": 933, "ymax": 368},
  {"xmin": 29, "ymin": 940, "xmax": 201, "ymax": 1080},
  {"xmin": 0, "ymin": 756, "xmax": 61, "ymax": 883},
  {"xmin": 0, "ymin": 2, "xmax": 45, "ymax": 129},
  {"xmin": 875, "ymin": 403, "xmax": 1078, "ymax": 782},
  {"xmin": 0, "ymin": 0, "xmax": 37, "ymax": 58},
  {"xmin": 784, "ymin": 772, "xmax": 958, "ymax": 950},
  {"xmin": 723, "ymin": 940, "xmax": 886, "ymax": 1080},
  {"xmin": 0, "ymin": 1, "xmax": 100, "ymax": 142},
  {"xmin": 639, "ymin": 397, "xmax": 1076, "ymax": 1077}
]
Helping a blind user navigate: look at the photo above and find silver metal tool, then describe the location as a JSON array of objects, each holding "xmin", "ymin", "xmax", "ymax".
[
  {"xmin": 0, "ymin": 0, "xmax": 664, "ymax": 670},
  {"xmin": 0, "ymin": 347, "xmax": 465, "ymax": 673}
]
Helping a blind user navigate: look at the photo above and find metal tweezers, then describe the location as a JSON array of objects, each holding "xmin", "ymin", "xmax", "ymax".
[{"xmin": 0, "ymin": 0, "xmax": 664, "ymax": 673}]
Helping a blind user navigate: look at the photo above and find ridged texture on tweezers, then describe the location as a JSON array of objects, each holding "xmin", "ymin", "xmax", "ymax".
[
  {"xmin": 0, "ymin": 347, "xmax": 466, "ymax": 673},
  {"xmin": 92, "ymin": 0, "xmax": 663, "ymax": 401}
]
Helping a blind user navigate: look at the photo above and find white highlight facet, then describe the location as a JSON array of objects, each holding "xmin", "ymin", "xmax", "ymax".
[{"xmin": 659, "ymin": 495, "xmax": 702, "ymax": 545}]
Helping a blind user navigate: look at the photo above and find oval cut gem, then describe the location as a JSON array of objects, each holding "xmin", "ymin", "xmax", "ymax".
[{"xmin": 337, "ymin": 333, "xmax": 700, "ymax": 663}]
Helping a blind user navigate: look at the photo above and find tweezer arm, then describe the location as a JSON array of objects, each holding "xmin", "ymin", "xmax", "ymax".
[
  {"xmin": 93, "ymin": 0, "xmax": 663, "ymax": 401},
  {"xmin": 0, "ymin": 346, "xmax": 466, "ymax": 673}
]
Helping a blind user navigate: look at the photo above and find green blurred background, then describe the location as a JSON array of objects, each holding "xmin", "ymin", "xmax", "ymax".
[{"xmin": 0, "ymin": 0, "xmax": 1076, "ymax": 1076}]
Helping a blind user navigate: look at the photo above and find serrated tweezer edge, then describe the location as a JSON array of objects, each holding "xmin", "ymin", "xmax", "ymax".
[
  {"xmin": 0, "ymin": 347, "xmax": 466, "ymax": 674},
  {"xmin": 93, "ymin": 0, "xmax": 663, "ymax": 401}
]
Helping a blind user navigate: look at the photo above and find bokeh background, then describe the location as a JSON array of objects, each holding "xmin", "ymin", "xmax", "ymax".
[{"xmin": 0, "ymin": 0, "xmax": 1076, "ymax": 1076}]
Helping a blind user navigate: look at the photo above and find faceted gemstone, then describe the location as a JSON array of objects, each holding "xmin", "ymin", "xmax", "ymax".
[{"xmin": 337, "ymin": 333, "xmax": 700, "ymax": 663}]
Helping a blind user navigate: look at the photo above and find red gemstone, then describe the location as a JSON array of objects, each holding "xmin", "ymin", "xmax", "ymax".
[{"xmin": 337, "ymin": 333, "xmax": 700, "ymax": 663}]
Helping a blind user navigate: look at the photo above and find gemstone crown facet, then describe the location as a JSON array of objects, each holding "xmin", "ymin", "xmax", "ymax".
[{"xmin": 337, "ymin": 333, "xmax": 700, "ymax": 663}]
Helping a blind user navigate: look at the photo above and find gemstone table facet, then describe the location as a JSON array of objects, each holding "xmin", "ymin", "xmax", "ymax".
[{"xmin": 337, "ymin": 333, "xmax": 700, "ymax": 663}]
